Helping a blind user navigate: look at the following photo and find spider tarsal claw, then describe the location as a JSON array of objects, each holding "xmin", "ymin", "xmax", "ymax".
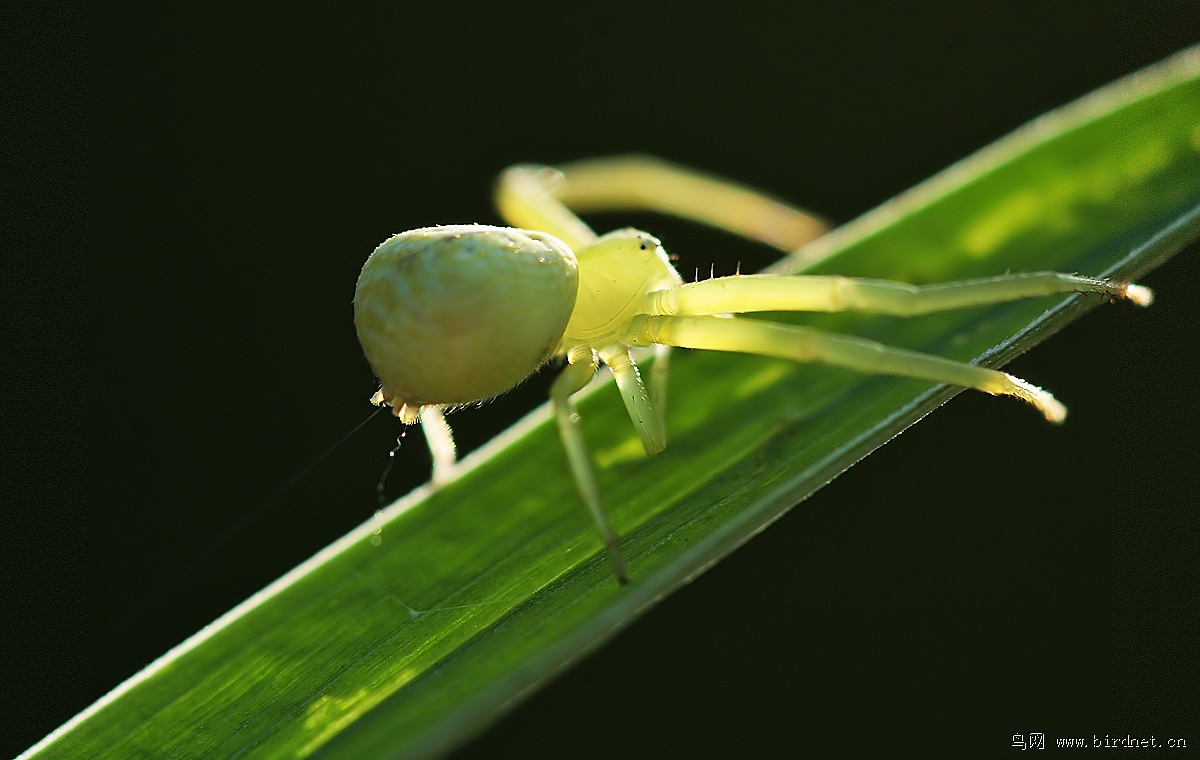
[
  {"xmin": 1004, "ymin": 374, "xmax": 1068, "ymax": 424},
  {"xmin": 1120, "ymin": 283, "xmax": 1154, "ymax": 307}
]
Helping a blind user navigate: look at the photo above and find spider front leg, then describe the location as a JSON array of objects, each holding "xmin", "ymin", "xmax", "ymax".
[
  {"xmin": 627, "ymin": 315, "xmax": 1071, "ymax": 422},
  {"xmin": 641, "ymin": 271, "xmax": 1154, "ymax": 318},
  {"xmin": 496, "ymin": 155, "xmax": 829, "ymax": 254},
  {"xmin": 630, "ymin": 269, "xmax": 1153, "ymax": 421},
  {"xmin": 552, "ymin": 345, "xmax": 629, "ymax": 583}
]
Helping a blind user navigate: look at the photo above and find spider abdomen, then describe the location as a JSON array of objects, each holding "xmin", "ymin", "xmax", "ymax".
[{"xmin": 354, "ymin": 225, "xmax": 578, "ymax": 411}]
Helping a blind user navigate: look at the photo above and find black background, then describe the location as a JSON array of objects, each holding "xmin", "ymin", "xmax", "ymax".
[{"xmin": 9, "ymin": 3, "xmax": 1200, "ymax": 758}]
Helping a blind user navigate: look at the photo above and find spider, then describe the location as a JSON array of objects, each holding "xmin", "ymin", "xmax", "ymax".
[{"xmin": 353, "ymin": 156, "xmax": 1152, "ymax": 583}]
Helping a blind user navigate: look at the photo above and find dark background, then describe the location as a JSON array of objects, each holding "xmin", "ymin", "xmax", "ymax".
[{"xmin": 10, "ymin": 3, "xmax": 1200, "ymax": 757}]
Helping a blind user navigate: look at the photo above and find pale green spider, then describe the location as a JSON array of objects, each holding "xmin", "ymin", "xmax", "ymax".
[{"xmin": 353, "ymin": 156, "xmax": 1151, "ymax": 583}]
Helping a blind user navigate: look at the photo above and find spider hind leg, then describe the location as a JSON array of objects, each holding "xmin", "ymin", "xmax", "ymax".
[{"xmin": 627, "ymin": 314, "xmax": 1069, "ymax": 423}]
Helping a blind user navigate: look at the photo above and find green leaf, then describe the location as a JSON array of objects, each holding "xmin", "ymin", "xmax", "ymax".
[{"xmin": 33, "ymin": 46, "xmax": 1200, "ymax": 760}]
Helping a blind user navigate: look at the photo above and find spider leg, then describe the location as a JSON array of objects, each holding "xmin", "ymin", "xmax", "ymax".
[
  {"xmin": 598, "ymin": 345, "xmax": 666, "ymax": 455},
  {"xmin": 553, "ymin": 345, "xmax": 629, "ymax": 583},
  {"xmin": 494, "ymin": 165, "xmax": 598, "ymax": 251},
  {"xmin": 641, "ymin": 272, "xmax": 1153, "ymax": 317},
  {"xmin": 418, "ymin": 406, "xmax": 457, "ymax": 485},
  {"xmin": 649, "ymin": 344, "xmax": 672, "ymax": 432},
  {"xmin": 497, "ymin": 156, "xmax": 828, "ymax": 253},
  {"xmin": 627, "ymin": 314, "xmax": 1068, "ymax": 423}
]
